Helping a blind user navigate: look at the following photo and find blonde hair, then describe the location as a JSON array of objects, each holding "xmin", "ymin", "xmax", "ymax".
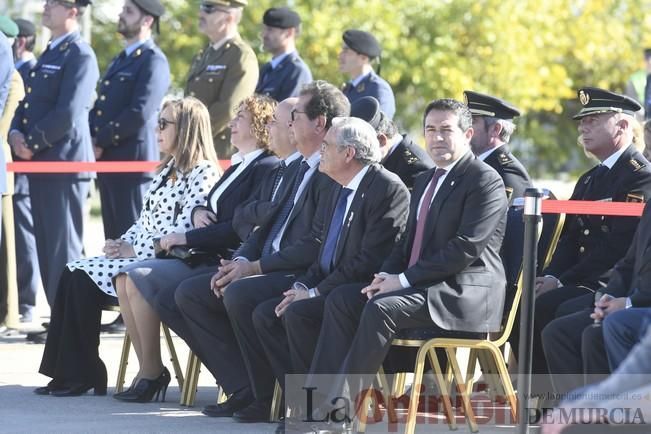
[
  {"xmin": 237, "ymin": 95, "xmax": 277, "ymax": 150},
  {"xmin": 158, "ymin": 97, "xmax": 221, "ymax": 175}
]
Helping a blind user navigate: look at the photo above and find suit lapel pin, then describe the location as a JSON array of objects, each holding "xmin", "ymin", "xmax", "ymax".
[{"xmin": 450, "ymin": 180, "xmax": 455, "ymax": 186}]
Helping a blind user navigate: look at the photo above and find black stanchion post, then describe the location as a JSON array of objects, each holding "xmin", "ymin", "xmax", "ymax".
[{"xmin": 518, "ymin": 188, "xmax": 544, "ymax": 434}]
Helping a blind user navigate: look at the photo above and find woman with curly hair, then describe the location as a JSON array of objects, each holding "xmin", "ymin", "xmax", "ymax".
[
  {"xmin": 35, "ymin": 97, "xmax": 221, "ymax": 398},
  {"xmin": 114, "ymin": 95, "xmax": 278, "ymax": 403}
]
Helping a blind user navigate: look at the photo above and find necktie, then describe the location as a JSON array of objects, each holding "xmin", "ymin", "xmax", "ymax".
[
  {"xmin": 270, "ymin": 161, "xmax": 287, "ymax": 202},
  {"xmin": 261, "ymin": 161, "xmax": 310, "ymax": 256},
  {"xmin": 408, "ymin": 168, "xmax": 447, "ymax": 267},
  {"xmin": 319, "ymin": 187, "xmax": 354, "ymax": 274},
  {"xmin": 585, "ymin": 164, "xmax": 608, "ymax": 199}
]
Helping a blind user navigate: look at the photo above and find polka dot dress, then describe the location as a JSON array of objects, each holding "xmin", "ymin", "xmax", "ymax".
[{"xmin": 67, "ymin": 159, "xmax": 220, "ymax": 297}]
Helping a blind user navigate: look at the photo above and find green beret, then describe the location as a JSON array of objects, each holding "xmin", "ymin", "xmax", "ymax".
[{"xmin": 0, "ymin": 16, "xmax": 19, "ymax": 38}]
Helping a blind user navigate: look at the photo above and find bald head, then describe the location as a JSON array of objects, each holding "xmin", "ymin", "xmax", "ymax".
[{"xmin": 268, "ymin": 97, "xmax": 299, "ymax": 158}]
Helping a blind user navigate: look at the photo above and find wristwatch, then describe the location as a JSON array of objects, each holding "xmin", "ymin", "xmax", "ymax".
[
  {"xmin": 625, "ymin": 297, "xmax": 633, "ymax": 309},
  {"xmin": 308, "ymin": 288, "xmax": 318, "ymax": 298}
]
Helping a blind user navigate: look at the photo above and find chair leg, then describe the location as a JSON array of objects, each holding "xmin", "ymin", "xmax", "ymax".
[
  {"xmin": 426, "ymin": 348, "xmax": 457, "ymax": 431},
  {"xmin": 161, "ymin": 325, "xmax": 184, "ymax": 389},
  {"xmin": 445, "ymin": 348, "xmax": 478, "ymax": 433},
  {"xmin": 115, "ymin": 333, "xmax": 131, "ymax": 393},
  {"xmin": 180, "ymin": 352, "xmax": 201, "ymax": 407},
  {"xmin": 465, "ymin": 349, "xmax": 478, "ymax": 394},
  {"xmin": 270, "ymin": 380, "xmax": 283, "ymax": 421},
  {"xmin": 487, "ymin": 345, "xmax": 517, "ymax": 421}
]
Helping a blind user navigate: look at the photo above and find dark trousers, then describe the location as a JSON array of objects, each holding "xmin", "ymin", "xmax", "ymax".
[
  {"xmin": 510, "ymin": 286, "xmax": 594, "ymax": 376},
  {"xmin": 175, "ymin": 271, "xmax": 294, "ymax": 396},
  {"xmin": 603, "ymin": 308, "xmax": 651, "ymax": 371},
  {"xmin": 39, "ymin": 268, "xmax": 110, "ymax": 385},
  {"xmin": 542, "ymin": 308, "xmax": 610, "ymax": 395},
  {"xmin": 254, "ymin": 294, "xmax": 326, "ymax": 391},
  {"xmin": 97, "ymin": 175, "xmax": 149, "ymax": 240},
  {"xmin": 29, "ymin": 177, "xmax": 89, "ymax": 306},
  {"xmin": 222, "ymin": 271, "xmax": 297, "ymax": 399},
  {"xmin": 13, "ymin": 187, "xmax": 41, "ymax": 312}
]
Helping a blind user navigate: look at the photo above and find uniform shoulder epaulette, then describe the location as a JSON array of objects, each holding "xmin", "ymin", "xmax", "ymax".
[
  {"xmin": 401, "ymin": 147, "xmax": 419, "ymax": 164},
  {"xmin": 497, "ymin": 151, "xmax": 513, "ymax": 166},
  {"xmin": 629, "ymin": 158, "xmax": 646, "ymax": 172}
]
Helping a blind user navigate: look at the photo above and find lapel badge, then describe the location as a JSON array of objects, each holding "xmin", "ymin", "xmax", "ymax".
[
  {"xmin": 579, "ymin": 90, "xmax": 590, "ymax": 106},
  {"xmin": 450, "ymin": 180, "xmax": 455, "ymax": 186},
  {"xmin": 347, "ymin": 211, "xmax": 354, "ymax": 226},
  {"xmin": 356, "ymin": 83, "xmax": 365, "ymax": 93},
  {"xmin": 134, "ymin": 48, "xmax": 142, "ymax": 57},
  {"xmin": 60, "ymin": 42, "xmax": 69, "ymax": 51},
  {"xmin": 584, "ymin": 175, "xmax": 591, "ymax": 185}
]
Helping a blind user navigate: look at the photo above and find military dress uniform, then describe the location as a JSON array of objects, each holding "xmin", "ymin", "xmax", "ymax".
[
  {"xmin": 256, "ymin": 51, "xmax": 312, "ymax": 102},
  {"xmin": 9, "ymin": 31, "xmax": 100, "ymax": 306},
  {"xmin": 185, "ymin": 34, "xmax": 258, "ymax": 158},
  {"xmin": 90, "ymin": 39, "xmax": 170, "ymax": 239},
  {"xmin": 482, "ymin": 145, "xmax": 532, "ymax": 202},
  {"xmin": 12, "ymin": 19, "xmax": 40, "ymax": 320}
]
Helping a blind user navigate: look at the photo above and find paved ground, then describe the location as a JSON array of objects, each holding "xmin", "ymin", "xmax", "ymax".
[{"xmin": 2, "ymin": 183, "xmax": 577, "ymax": 433}]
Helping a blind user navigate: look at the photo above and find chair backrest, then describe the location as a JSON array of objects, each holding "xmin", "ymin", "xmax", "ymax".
[
  {"xmin": 495, "ymin": 195, "xmax": 565, "ymax": 346},
  {"xmin": 501, "ymin": 206, "xmax": 525, "ymax": 320}
]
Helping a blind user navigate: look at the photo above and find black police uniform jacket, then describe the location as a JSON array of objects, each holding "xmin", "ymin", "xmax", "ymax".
[
  {"xmin": 255, "ymin": 51, "xmax": 312, "ymax": 102},
  {"xmin": 483, "ymin": 145, "xmax": 532, "ymax": 203},
  {"xmin": 382, "ymin": 134, "xmax": 433, "ymax": 190},
  {"xmin": 543, "ymin": 145, "xmax": 651, "ymax": 289},
  {"xmin": 10, "ymin": 31, "xmax": 99, "ymax": 180},
  {"xmin": 89, "ymin": 39, "xmax": 170, "ymax": 181}
]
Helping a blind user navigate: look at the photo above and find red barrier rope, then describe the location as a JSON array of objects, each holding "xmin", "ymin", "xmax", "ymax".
[
  {"xmin": 542, "ymin": 200, "xmax": 644, "ymax": 217},
  {"xmin": 6, "ymin": 160, "xmax": 231, "ymax": 173}
]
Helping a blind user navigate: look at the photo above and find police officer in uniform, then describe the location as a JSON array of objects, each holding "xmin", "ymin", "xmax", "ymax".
[
  {"xmin": 339, "ymin": 29, "xmax": 396, "ymax": 119},
  {"xmin": 8, "ymin": 0, "xmax": 100, "ymax": 310},
  {"xmin": 464, "ymin": 90, "xmax": 532, "ymax": 203},
  {"xmin": 519, "ymin": 88, "xmax": 651, "ymax": 397},
  {"xmin": 350, "ymin": 95, "xmax": 432, "ymax": 189},
  {"xmin": 185, "ymin": 0, "xmax": 258, "ymax": 158},
  {"xmin": 255, "ymin": 7, "xmax": 312, "ymax": 102},
  {"xmin": 90, "ymin": 0, "xmax": 170, "ymax": 241},
  {"xmin": 12, "ymin": 19, "xmax": 37, "ymax": 82}
]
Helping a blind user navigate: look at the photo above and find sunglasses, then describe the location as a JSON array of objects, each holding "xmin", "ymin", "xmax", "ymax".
[
  {"xmin": 290, "ymin": 109, "xmax": 308, "ymax": 122},
  {"xmin": 199, "ymin": 3, "xmax": 229, "ymax": 14},
  {"xmin": 158, "ymin": 118, "xmax": 175, "ymax": 131}
]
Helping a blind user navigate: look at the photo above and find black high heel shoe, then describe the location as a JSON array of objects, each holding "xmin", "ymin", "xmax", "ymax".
[{"xmin": 114, "ymin": 367, "xmax": 170, "ymax": 403}]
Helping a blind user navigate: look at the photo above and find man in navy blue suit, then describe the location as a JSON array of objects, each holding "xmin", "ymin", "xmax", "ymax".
[
  {"xmin": 90, "ymin": 0, "xmax": 170, "ymax": 241},
  {"xmin": 8, "ymin": 0, "xmax": 99, "ymax": 310},
  {"xmin": 340, "ymin": 29, "xmax": 396, "ymax": 119},
  {"xmin": 255, "ymin": 7, "xmax": 312, "ymax": 102}
]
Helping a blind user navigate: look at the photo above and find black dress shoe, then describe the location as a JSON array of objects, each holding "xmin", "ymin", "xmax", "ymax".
[
  {"xmin": 34, "ymin": 380, "xmax": 64, "ymax": 395},
  {"xmin": 113, "ymin": 368, "xmax": 171, "ymax": 403},
  {"xmin": 232, "ymin": 398, "xmax": 273, "ymax": 423},
  {"xmin": 26, "ymin": 330, "xmax": 47, "ymax": 344},
  {"xmin": 202, "ymin": 387, "xmax": 254, "ymax": 417},
  {"xmin": 100, "ymin": 315, "xmax": 126, "ymax": 334},
  {"xmin": 51, "ymin": 382, "xmax": 107, "ymax": 397}
]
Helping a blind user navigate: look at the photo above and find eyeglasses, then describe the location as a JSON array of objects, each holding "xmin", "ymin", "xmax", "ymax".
[
  {"xmin": 158, "ymin": 118, "xmax": 176, "ymax": 131},
  {"xmin": 290, "ymin": 109, "xmax": 308, "ymax": 122},
  {"xmin": 199, "ymin": 3, "xmax": 229, "ymax": 14}
]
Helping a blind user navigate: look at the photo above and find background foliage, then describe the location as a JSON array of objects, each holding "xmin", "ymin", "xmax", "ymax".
[{"xmin": 14, "ymin": 0, "xmax": 651, "ymax": 176}]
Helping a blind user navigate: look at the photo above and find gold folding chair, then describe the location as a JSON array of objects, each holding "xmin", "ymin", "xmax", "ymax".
[{"xmin": 104, "ymin": 305, "xmax": 185, "ymax": 395}]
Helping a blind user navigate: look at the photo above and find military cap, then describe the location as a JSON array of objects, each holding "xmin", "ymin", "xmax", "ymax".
[
  {"xmin": 263, "ymin": 7, "xmax": 300, "ymax": 29},
  {"xmin": 573, "ymin": 87, "xmax": 642, "ymax": 120},
  {"xmin": 14, "ymin": 18, "xmax": 35, "ymax": 37},
  {"xmin": 463, "ymin": 90, "xmax": 521, "ymax": 120},
  {"xmin": 0, "ymin": 16, "xmax": 18, "ymax": 38},
  {"xmin": 203, "ymin": 0, "xmax": 247, "ymax": 7},
  {"xmin": 132, "ymin": 0, "xmax": 165, "ymax": 17},
  {"xmin": 342, "ymin": 29, "xmax": 381, "ymax": 59},
  {"xmin": 351, "ymin": 96, "xmax": 386, "ymax": 131},
  {"xmin": 58, "ymin": 0, "xmax": 93, "ymax": 6}
]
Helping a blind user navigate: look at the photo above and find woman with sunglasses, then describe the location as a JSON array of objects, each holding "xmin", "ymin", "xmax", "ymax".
[
  {"xmin": 35, "ymin": 97, "xmax": 221, "ymax": 398},
  {"xmin": 113, "ymin": 94, "xmax": 278, "ymax": 403}
]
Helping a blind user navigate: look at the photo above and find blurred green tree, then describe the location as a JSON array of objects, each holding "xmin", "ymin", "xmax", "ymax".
[{"xmin": 88, "ymin": 0, "xmax": 651, "ymax": 176}]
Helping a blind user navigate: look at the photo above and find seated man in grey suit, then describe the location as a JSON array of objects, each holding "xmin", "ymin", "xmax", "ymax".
[
  {"xmin": 289, "ymin": 98, "xmax": 508, "ymax": 433},
  {"xmin": 250, "ymin": 117, "xmax": 410, "ymax": 429}
]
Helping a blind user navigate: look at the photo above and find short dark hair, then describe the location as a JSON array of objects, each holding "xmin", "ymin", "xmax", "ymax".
[
  {"xmin": 23, "ymin": 35, "xmax": 36, "ymax": 52},
  {"xmin": 423, "ymin": 98, "xmax": 473, "ymax": 132},
  {"xmin": 299, "ymin": 80, "xmax": 351, "ymax": 129},
  {"xmin": 376, "ymin": 115, "xmax": 398, "ymax": 138}
]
